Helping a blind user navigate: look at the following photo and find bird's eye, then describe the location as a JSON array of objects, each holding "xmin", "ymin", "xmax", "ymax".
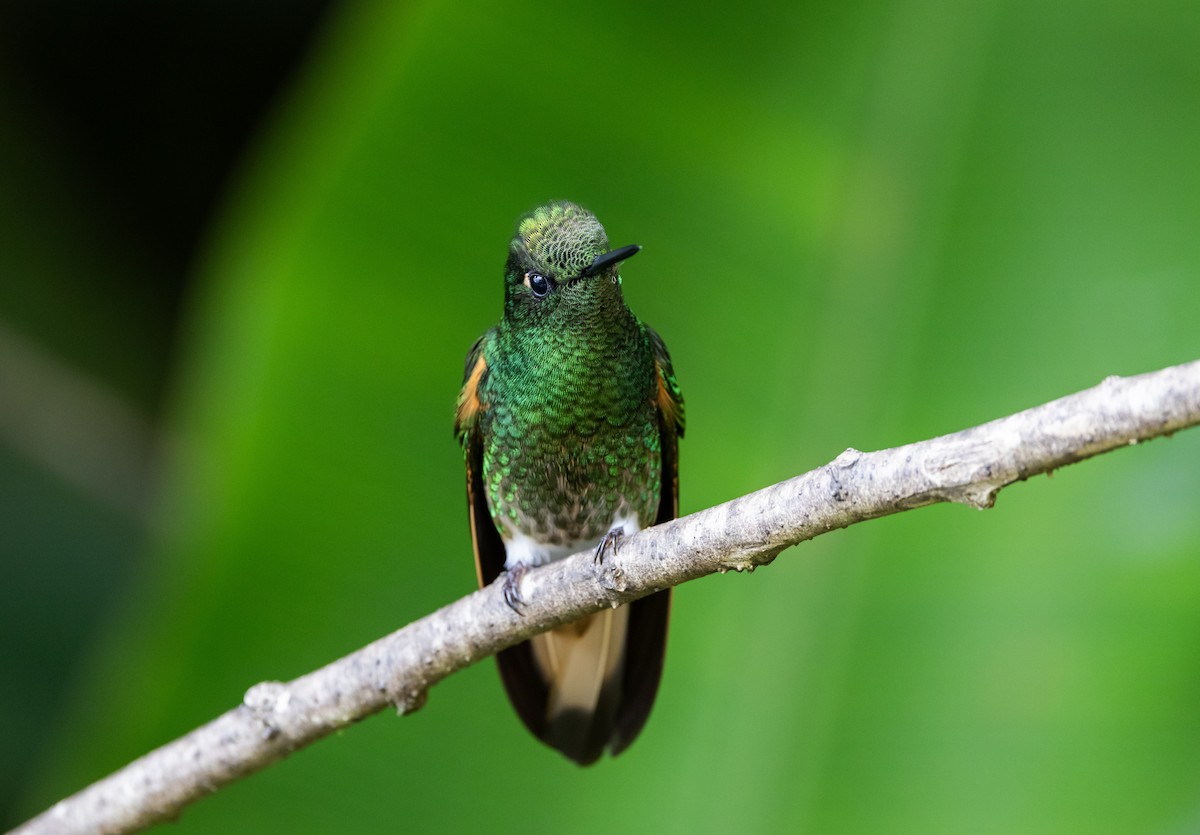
[{"xmin": 524, "ymin": 272, "xmax": 553, "ymax": 299}]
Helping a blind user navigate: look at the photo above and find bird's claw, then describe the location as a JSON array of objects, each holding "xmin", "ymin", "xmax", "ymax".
[
  {"xmin": 594, "ymin": 528, "xmax": 625, "ymax": 565},
  {"xmin": 501, "ymin": 564, "xmax": 528, "ymax": 613}
]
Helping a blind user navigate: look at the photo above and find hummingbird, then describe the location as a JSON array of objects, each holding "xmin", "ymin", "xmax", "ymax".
[{"xmin": 454, "ymin": 200, "xmax": 684, "ymax": 765}]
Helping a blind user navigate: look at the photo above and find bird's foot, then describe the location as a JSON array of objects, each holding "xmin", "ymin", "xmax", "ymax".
[
  {"xmin": 500, "ymin": 563, "xmax": 528, "ymax": 614},
  {"xmin": 593, "ymin": 528, "xmax": 625, "ymax": 564}
]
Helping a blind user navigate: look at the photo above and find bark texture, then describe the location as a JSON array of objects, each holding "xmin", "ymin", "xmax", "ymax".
[{"xmin": 15, "ymin": 359, "xmax": 1200, "ymax": 835}]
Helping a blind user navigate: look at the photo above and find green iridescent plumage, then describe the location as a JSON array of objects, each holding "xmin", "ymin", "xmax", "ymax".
[
  {"xmin": 457, "ymin": 202, "xmax": 682, "ymax": 548},
  {"xmin": 475, "ymin": 299, "xmax": 662, "ymax": 544},
  {"xmin": 455, "ymin": 200, "xmax": 683, "ymax": 765}
]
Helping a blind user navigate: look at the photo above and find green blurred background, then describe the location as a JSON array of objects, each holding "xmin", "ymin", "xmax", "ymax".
[{"xmin": 3, "ymin": 0, "xmax": 1200, "ymax": 831}]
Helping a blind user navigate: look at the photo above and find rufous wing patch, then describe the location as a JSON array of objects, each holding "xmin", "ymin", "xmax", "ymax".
[
  {"xmin": 655, "ymin": 360, "xmax": 683, "ymax": 436},
  {"xmin": 455, "ymin": 353, "xmax": 488, "ymax": 438}
]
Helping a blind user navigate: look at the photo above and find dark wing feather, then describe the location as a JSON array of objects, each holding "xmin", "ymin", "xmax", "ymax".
[
  {"xmin": 457, "ymin": 332, "xmax": 552, "ymax": 742},
  {"xmin": 456, "ymin": 331, "xmax": 502, "ymax": 586},
  {"xmin": 611, "ymin": 325, "xmax": 684, "ymax": 755}
]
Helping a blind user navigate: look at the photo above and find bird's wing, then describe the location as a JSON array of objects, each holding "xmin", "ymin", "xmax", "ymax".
[
  {"xmin": 456, "ymin": 330, "xmax": 552, "ymax": 743},
  {"xmin": 455, "ymin": 331, "xmax": 506, "ymax": 588},
  {"xmin": 610, "ymin": 324, "xmax": 684, "ymax": 755}
]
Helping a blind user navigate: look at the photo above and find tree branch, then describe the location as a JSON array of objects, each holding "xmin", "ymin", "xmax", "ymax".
[{"xmin": 16, "ymin": 359, "xmax": 1200, "ymax": 835}]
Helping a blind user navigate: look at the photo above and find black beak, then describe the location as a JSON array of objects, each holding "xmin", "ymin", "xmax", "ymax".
[{"xmin": 579, "ymin": 244, "xmax": 642, "ymax": 277}]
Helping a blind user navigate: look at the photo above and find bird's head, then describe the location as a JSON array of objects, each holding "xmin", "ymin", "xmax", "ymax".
[{"xmin": 503, "ymin": 201, "xmax": 640, "ymax": 327}]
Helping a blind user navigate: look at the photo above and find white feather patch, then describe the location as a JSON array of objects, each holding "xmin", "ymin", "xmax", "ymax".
[{"xmin": 503, "ymin": 512, "xmax": 641, "ymax": 569}]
